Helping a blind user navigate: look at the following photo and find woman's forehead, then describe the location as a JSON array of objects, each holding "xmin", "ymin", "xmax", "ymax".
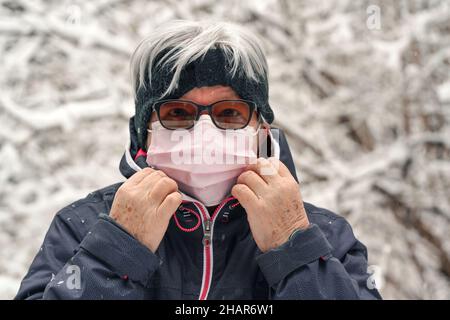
[{"xmin": 179, "ymin": 86, "xmax": 240, "ymax": 104}]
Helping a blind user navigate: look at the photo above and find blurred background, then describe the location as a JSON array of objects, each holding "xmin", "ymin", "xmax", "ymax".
[{"xmin": 0, "ymin": 0, "xmax": 449, "ymax": 299}]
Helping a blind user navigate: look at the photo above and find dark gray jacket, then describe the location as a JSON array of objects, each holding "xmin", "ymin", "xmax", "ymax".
[{"xmin": 15, "ymin": 119, "xmax": 382, "ymax": 300}]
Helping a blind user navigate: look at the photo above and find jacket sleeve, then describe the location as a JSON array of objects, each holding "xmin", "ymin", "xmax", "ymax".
[
  {"xmin": 255, "ymin": 217, "xmax": 382, "ymax": 300},
  {"xmin": 15, "ymin": 209, "xmax": 160, "ymax": 300}
]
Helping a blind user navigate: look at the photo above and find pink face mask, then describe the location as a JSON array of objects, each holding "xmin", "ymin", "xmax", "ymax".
[{"xmin": 146, "ymin": 115, "xmax": 259, "ymax": 206}]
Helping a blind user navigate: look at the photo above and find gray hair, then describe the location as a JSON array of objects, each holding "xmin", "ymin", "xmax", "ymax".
[{"xmin": 130, "ymin": 20, "xmax": 268, "ymax": 99}]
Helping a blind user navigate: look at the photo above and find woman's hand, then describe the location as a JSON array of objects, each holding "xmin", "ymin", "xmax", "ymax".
[
  {"xmin": 232, "ymin": 158, "xmax": 310, "ymax": 252},
  {"xmin": 110, "ymin": 167, "xmax": 182, "ymax": 253}
]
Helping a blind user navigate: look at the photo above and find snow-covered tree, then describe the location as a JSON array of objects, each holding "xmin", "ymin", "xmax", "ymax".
[{"xmin": 0, "ymin": 0, "xmax": 449, "ymax": 299}]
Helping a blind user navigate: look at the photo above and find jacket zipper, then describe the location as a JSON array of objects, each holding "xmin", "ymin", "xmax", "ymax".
[
  {"xmin": 195, "ymin": 197, "xmax": 235, "ymax": 300},
  {"xmin": 203, "ymin": 219, "xmax": 211, "ymax": 246}
]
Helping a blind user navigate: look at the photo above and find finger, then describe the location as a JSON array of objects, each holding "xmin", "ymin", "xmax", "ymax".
[
  {"xmin": 148, "ymin": 177, "xmax": 178, "ymax": 206},
  {"xmin": 231, "ymin": 183, "xmax": 259, "ymax": 208},
  {"xmin": 268, "ymin": 157, "xmax": 292, "ymax": 178},
  {"xmin": 246, "ymin": 158, "xmax": 279, "ymax": 183},
  {"xmin": 127, "ymin": 167, "xmax": 155, "ymax": 185},
  {"xmin": 236, "ymin": 170, "xmax": 267, "ymax": 196},
  {"xmin": 157, "ymin": 191, "xmax": 182, "ymax": 221},
  {"xmin": 137, "ymin": 170, "xmax": 167, "ymax": 189}
]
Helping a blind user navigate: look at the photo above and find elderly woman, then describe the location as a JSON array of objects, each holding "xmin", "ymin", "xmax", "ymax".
[{"xmin": 15, "ymin": 20, "xmax": 381, "ymax": 300}]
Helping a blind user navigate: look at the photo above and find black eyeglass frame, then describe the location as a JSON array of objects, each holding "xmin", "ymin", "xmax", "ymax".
[{"xmin": 151, "ymin": 99, "xmax": 259, "ymax": 130}]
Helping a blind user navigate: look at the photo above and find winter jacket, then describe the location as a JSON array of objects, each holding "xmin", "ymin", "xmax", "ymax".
[{"xmin": 15, "ymin": 118, "xmax": 382, "ymax": 300}]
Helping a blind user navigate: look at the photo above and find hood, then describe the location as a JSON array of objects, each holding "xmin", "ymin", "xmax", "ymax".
[{"xmin": 119, "ymin": 116, "xmax": 298, "ymax": 184}]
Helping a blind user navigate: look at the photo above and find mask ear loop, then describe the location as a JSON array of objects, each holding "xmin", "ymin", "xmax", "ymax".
[
  {"xmin": 256, "ymin": 114, "xmax": 272, "ymax": 158},
  {"xmin": 134, "ymin": 128, "xmax": 156, "ymax": 169},
  {"xmin": 268, "ymin": 126, "xmax": 280, "ymax": 160}
]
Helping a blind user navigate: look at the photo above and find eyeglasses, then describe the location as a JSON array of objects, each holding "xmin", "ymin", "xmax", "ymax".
[{"xmin": 151, "ymin": 99, "xmax": 258, "ymax": 130}]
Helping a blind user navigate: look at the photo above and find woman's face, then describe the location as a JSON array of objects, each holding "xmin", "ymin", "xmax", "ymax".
[{"xmin": 146, "ymin": 85, "xmax": 259, "ymax": 149}]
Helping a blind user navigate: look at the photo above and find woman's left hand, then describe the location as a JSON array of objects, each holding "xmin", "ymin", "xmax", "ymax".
[{"xmin": 232, "ymin": 157, "xmax": 310, "ymax": 253}]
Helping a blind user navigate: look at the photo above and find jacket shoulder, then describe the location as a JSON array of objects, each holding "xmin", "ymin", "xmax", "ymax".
[
  {"xmin": 304, "ymin": 202, "xmax": 344, "ymax": 226},
  {"xmin": 53, "ymin": 182, "xmax": 123, "ymax": 240},
  {"xmin": 304, "ymin": 202, "xmax": 363, "ymax": 259}
]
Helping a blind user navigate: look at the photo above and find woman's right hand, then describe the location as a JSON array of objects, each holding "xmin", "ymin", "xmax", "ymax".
[{"xmin": 110, "ymin": 167, "xmax": 182, "ymax": 253}]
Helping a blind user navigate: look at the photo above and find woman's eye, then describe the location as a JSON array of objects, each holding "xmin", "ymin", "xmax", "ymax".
[
  {"xmin": 219, "ymin": 109, "xmax": 240, "ymax": 117},
  {"xmin": 168, "ymin": 108, "xmax": 188, "ymax": 117}
]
